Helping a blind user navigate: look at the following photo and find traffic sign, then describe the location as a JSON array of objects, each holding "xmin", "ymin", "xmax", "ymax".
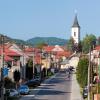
[{"xmin": 3, "ymin": 67, "xmax": 9, "ymax": 77}]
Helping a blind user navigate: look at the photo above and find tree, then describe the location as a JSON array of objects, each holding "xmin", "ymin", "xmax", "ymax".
[
  {"xmin": 26, "ymin": 59, "xmax": 33, "ymax": 80},
  {"xmin": 35, "ymin": 42, "xmax": 48, "ymax": 49},
  {"xmin": 76, "ymin": 58, "xmax": 89, "ymax": 87},
  {"xmin": 13, "ymin": 70, "xmax": 20, "ymax": 82},
  {"xmin": 27, "ymin": 59, "xmax": 33, "ymax": 68},
  {"xmin": 67, "ymin": 37, "xmax": 75, "ymax": 52},
  {"xmin": 97, "ymin": 36, "xmax": 100, "ymax": 45},
  {"xmin": 77, "ymin": 41, "xmax": 82, "ymax": 52},
  {"xmin": 13, "ymin": 70, "xmax": 20, "ymax": 88},
  {"xmin": 82, "ymin": 34, "xmax": 96, "ymax": 53}
]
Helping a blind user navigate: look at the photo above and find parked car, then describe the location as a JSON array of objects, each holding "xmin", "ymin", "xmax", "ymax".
[
  {"xmin": 18, "ymin": 85, "xmax": 29, "ymax": 95},
  {"xmin": 83, "ymin": 87, "xmax": 88, "ymax": 99},
  {"xmin": 25, "ymin": 78, "xmax": 41, "ymax": 87},
  {"xmin": 9, "ymin": 89, "xmax": 19, "ymax": 97},
  {"xmin": 8, "ymin": 89, "xmax": 19, "ymax": 97}
]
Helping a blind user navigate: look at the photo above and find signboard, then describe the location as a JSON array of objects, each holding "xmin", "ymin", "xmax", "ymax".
[{"xmin": 3, "ymin": 67, "xmax": 9, "ymax": 77}]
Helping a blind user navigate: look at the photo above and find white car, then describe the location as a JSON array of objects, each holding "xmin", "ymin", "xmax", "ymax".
[{"xmin": 9, "ymin": 89, "xmax": 19, "ymax": 97}]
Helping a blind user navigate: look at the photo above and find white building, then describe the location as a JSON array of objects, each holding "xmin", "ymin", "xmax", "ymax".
[{"xmin": 71, "ymin": 14, "xmax": 80, "ymax": 44}]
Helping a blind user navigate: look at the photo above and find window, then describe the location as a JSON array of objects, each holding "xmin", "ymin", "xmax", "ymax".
[{"xmin": 74, "ymin": 32, "xmax": 76, "ymax": 37}]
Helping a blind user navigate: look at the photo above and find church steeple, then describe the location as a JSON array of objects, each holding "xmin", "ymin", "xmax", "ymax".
[
  {"xmin": 72, "ymin": 14, "xmax": 80, "ymax": 28},
  {"xmin": 71, "ymin": 14, "xmax": 80, "ymax": 44}
]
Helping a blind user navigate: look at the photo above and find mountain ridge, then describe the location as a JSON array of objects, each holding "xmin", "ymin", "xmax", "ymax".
[
  {"xmin": 26, "ymin": 37, "xmax": 68, "ymax": 46},
  {"xmin": 0, "ymin": 34, "xmax": 68, "ymax": 46}
]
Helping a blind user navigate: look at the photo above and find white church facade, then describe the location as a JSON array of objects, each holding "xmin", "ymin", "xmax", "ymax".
[{"xmin": 71, "ymin": 14, "xmax": 80, "ymax": 44}]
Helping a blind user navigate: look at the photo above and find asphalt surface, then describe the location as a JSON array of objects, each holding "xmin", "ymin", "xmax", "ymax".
[{"xmin": 20, "ymin": 71, "xmax": 72, "ymax": 100}]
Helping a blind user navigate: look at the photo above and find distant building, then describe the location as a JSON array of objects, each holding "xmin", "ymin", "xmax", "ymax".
[
  {"xmin": 71, "ymin": 14, "xmax": 80, "ymax": 44},
  {"xmin": 43, "ymin": 45, "xmax": 72, "ymax": 69}
]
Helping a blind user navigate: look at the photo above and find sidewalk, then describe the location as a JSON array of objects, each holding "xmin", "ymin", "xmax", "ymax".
[{"xmin": 71, "ymin": 73, "xmax": 82, "ymax": 100}]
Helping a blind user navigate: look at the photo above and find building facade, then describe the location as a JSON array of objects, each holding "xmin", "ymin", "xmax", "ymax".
[{"xmin": 71, "ymin": 14, "xmax": 80, "ymax": 44}]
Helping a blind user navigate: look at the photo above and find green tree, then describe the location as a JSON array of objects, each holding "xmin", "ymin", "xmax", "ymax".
[
  {"xmin": 13, "ymin": 70, "xmax": 20, "ymax": 82},
  {"xmin": 35, "ymin": 42, "xmax": 48, "ymax": 49},
  {"xmin": 82, "ymin": 34, "xmax": 96, "ymax": 53},
  {"xmin": 97, "ymin": 36, "xmax": 100, "ymax": 45},
  {"xmin": 77, "ymin": 41, "xmax": 82, "ymax": 52},
  {"xmin": 76, "ymin": 57, "xmax": 89, "ymax": 87},
  {"xmin": 27, "ymin": 59, "xmax": 33, "ymax": 68},
  {"xmin": 13, "ymin": 70, "xmax": 20, "ymax": 89},
  {"xmin": 67, "ymin": 37, "xmax": 75, "ymax": 52},
  {"xmin": 26, "ymin": 59, "xmax": 33, "ymax": 80}
]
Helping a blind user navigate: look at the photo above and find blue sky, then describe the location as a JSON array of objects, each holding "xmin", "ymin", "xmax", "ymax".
[{"xmin": 0, "ymin": 0, "xmax": 99, "ymax": 40}]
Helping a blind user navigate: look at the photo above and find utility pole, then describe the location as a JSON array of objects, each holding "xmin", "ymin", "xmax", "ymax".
[
  {"xmin": 46, "ymin": 52, "xmax": 48, "ymax": 77},
  {"xmin": 1, "ymin": 35, "xmax": 5, "ymax": 100},
  {"xmin": 39, "ymin": 49, "xmax": 42, "ymax": 80},
  {"xmin": 33, "ymin": 49, "xmax": 35, "ymax": 78},
  {"xmin": 21, "ymin": 45, "xmax": 25, "ymax": 81},
  {"xmin": 96, "ymin": 57, "xmax": 99, "ymax": 100},
  {"xmin": 23, "ymin": 45, "xmax": 26, "ymax": 80},
  {"xmin": 88, "ymin": 46, "xmax": 91, "ymax": 100}
]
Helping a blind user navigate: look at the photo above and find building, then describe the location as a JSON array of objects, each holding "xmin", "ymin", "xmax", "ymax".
[
  {"xmin": 43, "ymin": 45, "xmax": 72, "ymax": 69},
  {"xmin": 71, "ymin": 14, "xmax": 80, "ymax": 44}
]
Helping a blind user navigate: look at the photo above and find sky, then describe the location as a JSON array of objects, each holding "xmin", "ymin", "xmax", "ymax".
[{"xmin": 0, "ymin": 0, "xmax": 100, "ymax": 40}]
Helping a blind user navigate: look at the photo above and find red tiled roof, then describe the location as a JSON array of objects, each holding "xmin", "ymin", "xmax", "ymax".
[
  {"xmin": 0, "ymin": 49, "xmax": 21, "ymax": 56},
  {"xmin": 4, "ymin": 55, "xmax": 14, "ymax": 61},
  {"xmin": 5, "ymin": 50, "xmax": 21, "ymax": 56},
  {"xmin": 25, "ymin": 48, "xmax": 34, "ymax": 52},
  {"xmin": 94, "ymin": 45, "xmax": 100, "ymax": 50},
  {"xmin": 55, "ymin": 51, "xmax": 72, "ymax": 58},
  {"xmin": 25, "ymin": 47, "xmax": 41, "ymax": 53},
  {"xmin": 43, "ymin": 46, "xmax": 54, "ymax": 52}
]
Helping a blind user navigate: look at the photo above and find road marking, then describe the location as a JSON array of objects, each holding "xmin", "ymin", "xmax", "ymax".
[{"xmin": 22, "ymin": 94, "xmax": 35, "ymax": 97}]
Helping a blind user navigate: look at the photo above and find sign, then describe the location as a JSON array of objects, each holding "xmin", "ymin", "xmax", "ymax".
[{"xmin": 3, "ymin": 67, "xmax": 9, "ymax": 77}]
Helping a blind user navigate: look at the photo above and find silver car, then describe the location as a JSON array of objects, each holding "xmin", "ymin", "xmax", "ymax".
[{"xmin": 7, "ymin": 89, "xmax": 19, "ymax": 97}]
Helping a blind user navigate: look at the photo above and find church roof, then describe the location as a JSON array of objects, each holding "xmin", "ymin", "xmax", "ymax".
[{"xmin": 72, "ymin": 15, "xmax": 80, "ymax": 28}]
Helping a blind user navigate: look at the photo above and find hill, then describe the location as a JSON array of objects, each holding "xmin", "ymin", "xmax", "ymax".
[
  {"xmin": 26, "ymin": 37, "xmax": 68, "ymax": 46},
  {"xmin": 0, "ymin": 34, "xmax": 68, "ymax": 46}
]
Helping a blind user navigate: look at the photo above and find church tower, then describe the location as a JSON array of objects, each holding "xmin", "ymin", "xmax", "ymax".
[{"xmin": 71, "ymin": 14, "xmax": 80, "ymax": 44}]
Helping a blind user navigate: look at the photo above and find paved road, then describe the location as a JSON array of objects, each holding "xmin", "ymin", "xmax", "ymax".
[{"xmin": 20, "ymin": 71, "xmax": 72, "ymax": 100}]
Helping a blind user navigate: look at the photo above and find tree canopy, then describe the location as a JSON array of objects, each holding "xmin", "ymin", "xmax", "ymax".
[
  {"xmin": 13, "ymin": 70, "xmax": 20, "ymax": 82},
  {"xmin": 67, "ymin": 37, "xmax": 75, "ymax": 52},
  {"xmin": 35, "ymin": 42, "xmax": 48, "ymax": 49},
  {"xmin": 76, "ymin": 57, "xmax": 89, "ymax": 87},
  {"xmin": 97, "ymin": 36, "xmax": 100, "ymax": 45},
  {"xmin": 82, "ymin": 34, "xmax": 96, "ymax": 53}
]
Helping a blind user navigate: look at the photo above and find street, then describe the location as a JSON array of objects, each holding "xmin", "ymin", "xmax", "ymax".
[{"xmin": 20, "ymin": 71, "xmax": 72, "ymax": 100}]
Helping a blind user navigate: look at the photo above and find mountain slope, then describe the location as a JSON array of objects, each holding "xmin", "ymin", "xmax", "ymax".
[
  {"xmin": 27, "ymin": 37, "xmax": 67, "ymax": 46},
  {"xmin": 0, "ymin": 34, "xmax": 68, "ymax": 46}
]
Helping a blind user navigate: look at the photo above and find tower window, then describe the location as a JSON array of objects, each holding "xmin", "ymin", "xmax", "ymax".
[{"xmin": 74, "ymin": 32, "xmax": 76, "ymax": 37}]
